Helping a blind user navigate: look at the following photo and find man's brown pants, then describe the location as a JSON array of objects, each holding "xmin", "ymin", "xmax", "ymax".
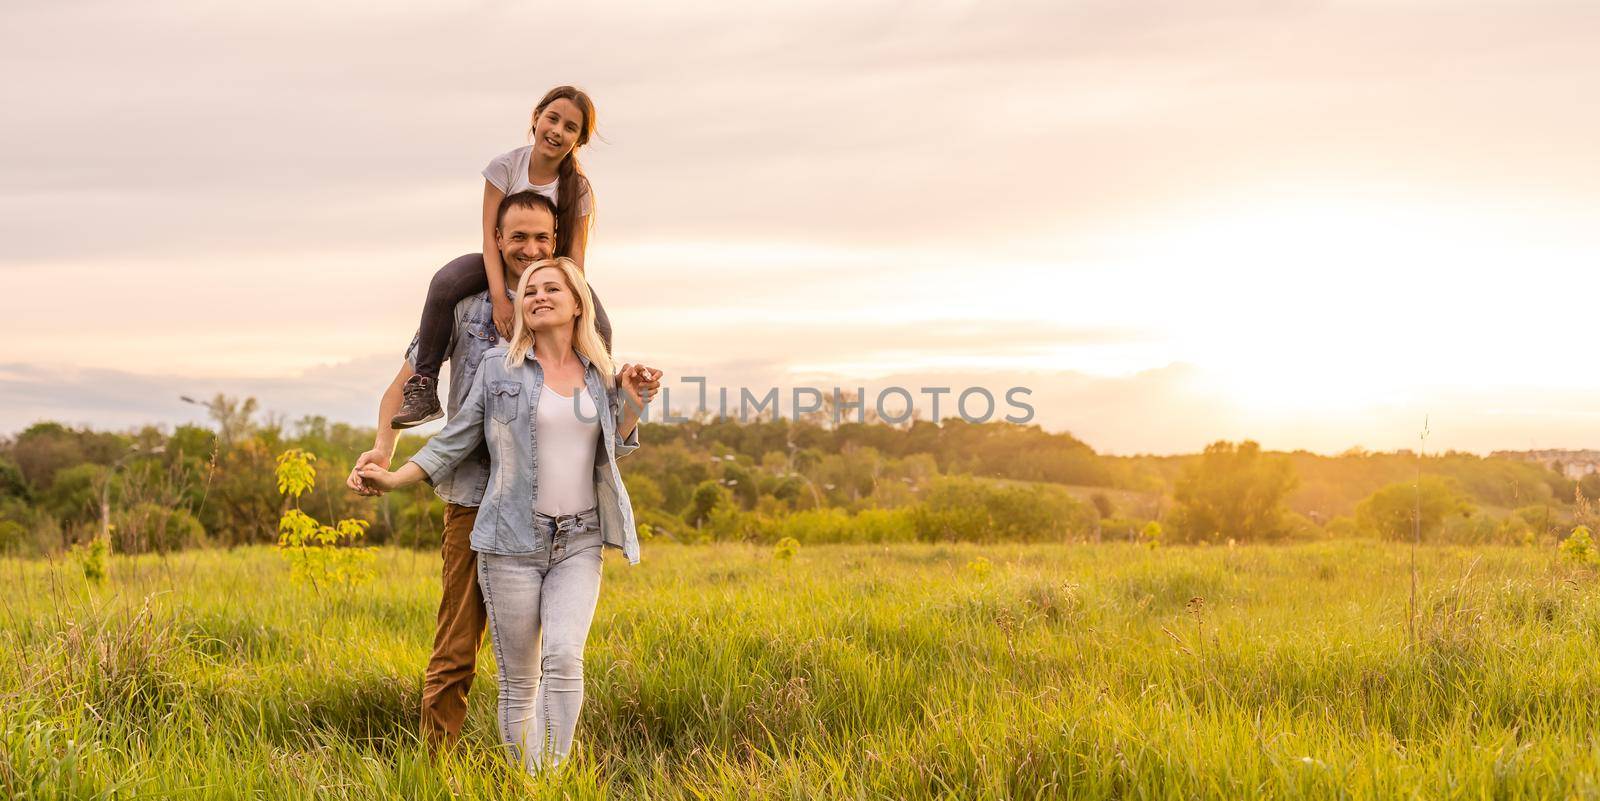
[{"xmin": 420, "ymin": 503, "xmax": 487, "ymax": 747}]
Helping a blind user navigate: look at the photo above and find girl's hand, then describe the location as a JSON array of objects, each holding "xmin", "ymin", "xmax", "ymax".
[
  {"xmin": 356, "ymin": 464, "xmax": 403, "ymax": 493},
  {"xmin": 491, "ymin": 294, "xmax": 516, "ymax": 339},
  {"xmin": 619, "ymin": 364, "xmax": 663, "ymax": 410}
]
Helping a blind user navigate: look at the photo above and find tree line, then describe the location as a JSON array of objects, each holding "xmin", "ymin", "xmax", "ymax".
[{"xmin": 1, "ymin": 395, "xmax": 1592, "ymax": 555}]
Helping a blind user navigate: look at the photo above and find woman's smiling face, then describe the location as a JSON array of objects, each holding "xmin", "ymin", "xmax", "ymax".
[
  {"xmin": 521, "ymin": 265, "xmax": 579, "ymax": 330},
  {"xmin": 532, "ymin": 98, "xmax": 584, "ymax": 161}
]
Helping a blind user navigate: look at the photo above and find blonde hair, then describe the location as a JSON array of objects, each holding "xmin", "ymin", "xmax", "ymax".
[{"xmin": 505, "ymin": 258, "xmax": 615, "ymax": 388}]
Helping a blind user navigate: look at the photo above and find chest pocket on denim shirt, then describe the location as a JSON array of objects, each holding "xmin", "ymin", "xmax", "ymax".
[
  {"xmin": 489, "ymin": 381, "xmax": 522, "ymax": 423},
  {"xmin": 463, "ymin": 323, "xmax": 495, "ymax": 371},
  {"xmin": 466, "ymin": 321, "xmax": 496, "ymax": 346}
]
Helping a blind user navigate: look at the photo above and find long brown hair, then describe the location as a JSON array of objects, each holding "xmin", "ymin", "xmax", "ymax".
[{"xmin": 528, "ymin": 86, "xmax": 597, "ymax": 260}]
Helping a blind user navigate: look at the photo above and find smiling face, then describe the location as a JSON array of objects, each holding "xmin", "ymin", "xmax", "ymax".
[
  {"xmin": 531, "ymin": 97, "xmax": 585, "ymax": 161},
  {"xmin": 520, "ymin": 264, "xmax": 580, "ymax": 332},
  {"xmin": 495, "ymin": 204, "xmax": 556, "ymax": 285}
]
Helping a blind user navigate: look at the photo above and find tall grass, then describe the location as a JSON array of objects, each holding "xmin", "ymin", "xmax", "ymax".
[{"xmin": 4, "ymin": 541, "xmax": 1600, "ymax": 799}]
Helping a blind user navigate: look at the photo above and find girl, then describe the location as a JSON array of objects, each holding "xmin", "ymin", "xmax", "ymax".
[
  {"xmin": 392, "ymin": 85, "xmax": 613, "ymax": 428},
  {"xmin": 360, "ymin": 257, "xmax": 660, "ymax": 772}
]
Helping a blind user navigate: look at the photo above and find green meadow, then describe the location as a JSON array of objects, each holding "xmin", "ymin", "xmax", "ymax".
[{"xmin": 6, "ymin": 540, "xmax": 1600, "ymax": 800}]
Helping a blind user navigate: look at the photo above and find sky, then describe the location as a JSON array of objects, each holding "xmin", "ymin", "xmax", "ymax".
[{"xmin": 2, "ymin": 0, "xmax": 1598, "ymax": 455}]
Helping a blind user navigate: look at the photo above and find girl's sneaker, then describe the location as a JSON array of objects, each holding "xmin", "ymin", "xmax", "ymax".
[{"xmin": 391, "ymin": 375, "xmax": 444, "ymax": 428}]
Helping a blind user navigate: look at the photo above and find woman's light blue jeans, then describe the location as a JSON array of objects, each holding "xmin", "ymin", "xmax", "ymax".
[{"xmin": 476, "ymin": 511, "xmax": 604, "ymax": 773}]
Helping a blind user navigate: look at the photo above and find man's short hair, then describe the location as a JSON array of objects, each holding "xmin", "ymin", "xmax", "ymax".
[{"xmin": 496, "ymin": 191, "xmax": 559, "ymax": 231}]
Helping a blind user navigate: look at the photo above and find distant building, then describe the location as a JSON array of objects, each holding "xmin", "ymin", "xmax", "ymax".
[{"xmin": 1492, "ymin": 449, "xmax": 1600, "ymax": 479}]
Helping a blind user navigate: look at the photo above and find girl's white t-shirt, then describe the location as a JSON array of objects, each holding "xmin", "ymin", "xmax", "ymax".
[
  {"xmin": 481, "ymin": 146, "xmax": 593, "ymax": 216},
  {"xmin": 533, "ymin": 383, "xmax": 600, "ymax": 516}
]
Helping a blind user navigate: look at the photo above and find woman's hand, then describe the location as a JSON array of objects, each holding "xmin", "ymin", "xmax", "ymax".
[
  {"xmin": 491, "ymin": 294, "xmax": 516, "ymax": 339},
  {"xmin": 616, "ymin": 364, "xmax": 661, "ymax": 441},
  {"xmin": 346, "ymin": 449, "xmax": 391, "ymax": 497},
  {"xmin": 619, "ymin": 364, "xmax": 663, "ymax": 410}
]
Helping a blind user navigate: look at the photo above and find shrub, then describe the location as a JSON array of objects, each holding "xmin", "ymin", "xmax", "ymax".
[
  {"xmin": 637, "ymin": 508, "xmax": 686, "ymax": 542},
  {"xmin": 0, "ymin": 519, "xmax": 24, "ymax": 554},
  {"xmin": 1099, "ymin": 516, "xmax": 1144, "ymax": 543},
  {"xmin": 774, "ymin": 537, "xmax": 799, "ymax": 561},
  {"xmin": 909, "ymin": 476, "xmax": 1095, "ymax": 543},
  {"xmin": 71, "ymin": 536, "xmax": 108, "ymax": 583},
  {"xmin": 112, "ymin": 503, "xmax": 207, "ymax": 553},
  {"xmin": 1438, "ymin": 512, "xmax": 1501, "ymax": 546},
  {"xmin": 1325, "ymin": 515, "xmax": 1360, "ymax": 538},
  {"xmin": 1559, "ymin": 526, "xmax": 1599, "ymax": 568},
  {"xmin": 761, "ymin": 507, "xmax": 918, "ymax": 545},
  {"xmin": 273, "ymin": 449, "xmax": 376, "ymax": 590},
  {"xmin": 703, "ymin": 506, "xmax": 765, "ymax": 542},
  {"xmin": 1282, "ymin": 512, "xmax": 1325, "ymax": 540},
  {"xmin": 1511, "ymin": 504, "xmax": 1559, "ymax": 538},
  {"xmin": 1139, "ymin": 521, "xmax": 1162, "ymax": 549}
]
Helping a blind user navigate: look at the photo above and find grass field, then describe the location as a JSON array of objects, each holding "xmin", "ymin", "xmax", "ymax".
[{"xmin": 5, "ymin": 540, "xmax": 1600, "ymax": 799}]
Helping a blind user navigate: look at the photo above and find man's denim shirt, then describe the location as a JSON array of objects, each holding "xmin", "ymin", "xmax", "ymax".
[
  {"xmin": 403, "ymin": 291, "xmax": 500, "ymax": 507},
  {"xmin": 407, "ymin": 346, "xmax": 643, "ymax": 564}
]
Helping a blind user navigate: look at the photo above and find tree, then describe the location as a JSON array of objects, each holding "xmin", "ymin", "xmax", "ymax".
[
  {"xmin": 1170, "ymin": 440, "xmax": 1298, "ymax": 543},
  {"xmin": 1090, "ymin": 492, "xmax": 1115, "ymax": 519},
  {"xmin": 40, "ymin": 463, "xmax": 111, "ymax": 531},
  {"xmin": 185, "ymin": 393, "xmax": 259, "ymax": 449},
  {"xmin": 1580, "ymin": 474, "xmax": 1600, "ymax": 508},
  {"xmin": 623, "ymin": 474, "xmax": 665, "ymax": 513},
  {"xmin": 9, "ymin": 422, "xmax": 125, "ymax": 493},
  {"xmin": 1354, "ymin": 476, "xmax": 1474, "ymax": 542},
  {"xmin": 721, "ymin": 462, "xmax": 761, "ymax": 509},
  {"xmin": 205, "ymin": 436, "xmax": 282, "ymax": 545},
  {"xmin": 0, "ymin": 458, "xmax": 28, "ymax": 501},
  {"xmin": 685, "ymin": 480, "xmax": 732, "ymax": 528}
]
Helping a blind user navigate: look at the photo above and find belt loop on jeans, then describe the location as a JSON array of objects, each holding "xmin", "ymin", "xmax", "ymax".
[
  {"xmin": 539, "ymin": 507, "xmax": 599, "ymax": 543},
  {"xmin": 554, "ymin": 512, "xmax": 586, "ymax": 539}
]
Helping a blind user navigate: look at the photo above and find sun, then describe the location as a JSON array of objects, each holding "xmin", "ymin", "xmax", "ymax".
[{"xmin": 1086, "ymin": 193, "xmax": 1587, "ymax": 418}]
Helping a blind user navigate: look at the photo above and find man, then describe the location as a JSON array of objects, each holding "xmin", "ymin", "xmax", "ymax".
[{"xmin": 346, "ymin": 190, "xmax": 600, "ymax": 748}]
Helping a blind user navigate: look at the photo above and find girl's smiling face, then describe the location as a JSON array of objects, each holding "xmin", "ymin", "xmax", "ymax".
[
  {"xmin": 532, "ymin": 98, "xmax": 584, "ymax": 161},
  {"xmin": 521, "ymin": 265, "xmax": 579, "ymax": 330}
]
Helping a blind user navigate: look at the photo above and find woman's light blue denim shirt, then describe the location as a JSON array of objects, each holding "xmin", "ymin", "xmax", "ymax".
[{"xmin": 408, "ymin": 345, "xmax": 643, "ymax": 563}]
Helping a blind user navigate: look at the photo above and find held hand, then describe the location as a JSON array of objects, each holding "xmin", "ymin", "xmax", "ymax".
[
  {"xmin": 636, "ymin": 365, "xmax": 663, "ymax": 398},
  {"xmin": 619, "ymin": 363, "xmax": 664, "ymax": 409},
  {"xmin": 347, "ymin": 449, "xmax": 391, "ymax": 497},
  {"xmin": 356, "ymin": 464, "xmax": 403, "ymax": 494},
  {"xmin": 491, "ymin": 294, "xmax": 515, "ymax": 339}
]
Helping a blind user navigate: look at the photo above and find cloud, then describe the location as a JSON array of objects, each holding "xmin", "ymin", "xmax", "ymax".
[
  {"xmin": 3, "ymin": 1, "xmax": 1599, "ymax": 454},
  {"xmin": 5, "ymin": 0, "xmax": 1598, "ymax": 263},
  {"xmin": 0, "ymin": 356, "xmax": 403, "ymax": 435}
]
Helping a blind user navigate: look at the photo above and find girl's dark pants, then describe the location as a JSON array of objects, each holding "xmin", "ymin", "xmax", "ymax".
[{"xmin": 413, "ymin": 253, "xmax": 614, "ymax": 379}]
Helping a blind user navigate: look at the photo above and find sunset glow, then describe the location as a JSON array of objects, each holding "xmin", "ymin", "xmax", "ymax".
[{"xmin": 3, "ymin": 1, "xmax": 1598, "ymax": 454}]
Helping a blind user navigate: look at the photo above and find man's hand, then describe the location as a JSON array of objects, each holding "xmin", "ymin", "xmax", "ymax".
[
  {"xmin": 491, "ymin": 294, "xmax": 516, "ymax": 339},
  {"xmin": 357, "ymin": 463, "xmax": 415, "ymax": 493},
  {"xmin": 347, "ymin": 449, "xmax": 391, "ymax": 497}
]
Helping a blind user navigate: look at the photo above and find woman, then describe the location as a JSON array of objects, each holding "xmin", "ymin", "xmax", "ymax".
[
  {"xmin": 359, "ymin": 257, "xmax": 660, "ymax": 772},
  {"xmin": 392, "ymin": 85, "xmax": 611, "ymax": 428}
]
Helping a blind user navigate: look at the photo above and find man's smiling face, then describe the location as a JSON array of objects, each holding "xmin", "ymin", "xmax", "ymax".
[{"xmin": 497, "ymin": 204, "xmax": 556, "ymax": 284}]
